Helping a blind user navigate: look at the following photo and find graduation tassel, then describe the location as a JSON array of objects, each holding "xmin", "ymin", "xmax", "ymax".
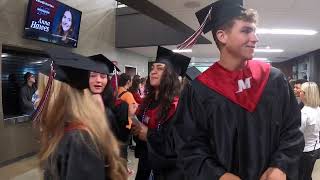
[
  {"xmin": 113, "ymin": 67, "xmax": 119, "ymax": 98},
  {"xmin": 177, "ymin": 7, "xmax": 212, "ymax": 50},
  {"xmin": 32, "ymin": 61, "xmax": 56, "ymax": 126}
]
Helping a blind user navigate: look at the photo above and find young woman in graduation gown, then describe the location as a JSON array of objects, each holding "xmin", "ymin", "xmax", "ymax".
[
  {"xmin": 88, "ymin": 54, "xmax": 134, "ymax": 175},
  {"xmin": 132, "ymin": 47, "xmax": 190, "ymax": 180},
  {"xmin": 33, "ymin": 49, "xmax": 127, "ymax": 180}
]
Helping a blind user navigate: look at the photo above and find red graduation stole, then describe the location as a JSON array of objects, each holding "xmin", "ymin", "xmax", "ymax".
[
  {"xmin": 142, "ymin": 97, "xmax": 179, "ymax": 129},
  {"xmin": 197, "ymin": 60, "xmax": 270, "ymax": 112},
  {"xmin": 64, "ymin": 122, "xmax": 88, "ymax": 132}
]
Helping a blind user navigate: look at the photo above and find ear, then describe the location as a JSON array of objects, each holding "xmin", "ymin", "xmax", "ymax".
[{"xmin": 216, "ymin": 30, "xmax": 228, "ymax": 44}]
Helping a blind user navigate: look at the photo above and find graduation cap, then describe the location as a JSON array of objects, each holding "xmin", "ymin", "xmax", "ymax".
[
  {"xmin": 39, "ymin": 48, "xmax": 104, "ymax": 90},
  {"xmin": 196, "ymin": 0, "xmax": 244, "ymax": 34},
  {"xmin": 33, "ymin": 48, "xmax": 105, "ymax": 123},
  {"xmin": 89, "ymin": 54, "xmax": 121, "ymax": 74},
  {"xmin": 177, "ymin": 0, "xmax": 245, "ymax": 50},
  {"xmin": 185, "ymin": 66, "xmax": 201, "ymax": 81},
  {"xmin": 155, "ymin": 46, "xmax": 191, "ymax": 76}
]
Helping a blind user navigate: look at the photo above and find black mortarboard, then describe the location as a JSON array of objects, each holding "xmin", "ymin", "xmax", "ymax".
[
  {"xmin": 89, "ymin": 54, "xmax": 121, "ymax": 74},
  {"xmin": 40, "ymin": 48, "xmax": 104, "ymax": 89},
  {"xmin": 185, "ymin": 66, "xmax": 201, "ymax": 81},
  {"xmin": 177, "ymin": 0, "xmax": 244, "ymax": 50},
  {"xmin": 155, "ymin": 46, "xmax": 191, "ymax": 76},
  {"xmin": 33, "ymin": 48, "xmax": 106, "ymax": 123},
  {"xmin": 196, "ymin": 0, "xmax": 244, "ymax": 34}
]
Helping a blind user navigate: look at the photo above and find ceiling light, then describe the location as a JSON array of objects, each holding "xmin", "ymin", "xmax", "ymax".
[
  {"xmin": 117, "ymin": 4, "xmax": 127, "ymax": 8},
  {"xmin": 172, "ymin": 49, "xmax": 192, "ymax": 53},
  {"xmin": 257, "ymin": 28, "xmax": 318, "ymax": 35},
  {"xmin": 255, "ymin": 49, "xmax": 284, "ymax": 53},
  {"xmin": 253, "ymin": 58, "xmax": 268, "ymax": 61}
]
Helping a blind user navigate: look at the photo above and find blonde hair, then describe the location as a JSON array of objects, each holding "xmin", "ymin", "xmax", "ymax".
[
  {"xmin": 301, "ymin": 82, "xmax": 320, "ymax": 108},
  {"xmin": 37, "ymin": 73, "xmax": 127, "ymax": 180}
]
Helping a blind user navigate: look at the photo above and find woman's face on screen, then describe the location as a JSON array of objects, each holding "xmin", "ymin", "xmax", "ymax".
[{"xmin": 61, "ymin": 11, "xmax": 72, "ymax": 32}]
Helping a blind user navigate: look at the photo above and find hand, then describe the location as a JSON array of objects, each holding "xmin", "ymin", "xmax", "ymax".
[
  {"xmin": 260, "ymin": 168, "xmax": 286, "ymax": 180},
  {"xmin": 220, "ymin": 173, "xmax": 241, "ymax": 180},
  {"xmin": 128, "ymin": 103, "xmax": 138, "ymax": 117},
  {"xmin": 131, "ymin": 120, "xmax": 141, "ymax": 136},
  {"xmin": 138, "ymin": 123, "xmax": 148, "ymax": 141}
]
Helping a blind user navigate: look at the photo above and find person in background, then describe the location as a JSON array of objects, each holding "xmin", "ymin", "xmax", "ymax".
[
  {"xmin": 129, "ymin": 75, "xmax": 143, "ymax": 104},
  {"xmin": 289, "ymin": 79, "xmax": 296, "ymax": 89},
  {"xmin": 20, "ymin": 72, "xmax": 36, "ymax": 115},
  {"xmin": 172, "ymin": 0, "xmax": 304, "ymax": 180},
  {"xmin": 118, "ymin": 73, "xmax": 138, "ymax": 118},
  {"xmin": 294, "ymin": 79, "xmax": 309, "ymax": 109},
  {"xmin": 34, "ymin": 48, "xmax": 126, "ymax": 180},
  {"xmin": 117, "ymin": 73, "xmax": 138, "ymax": 175},
  {"xmin": 139, "ymin": 77, "xmax": 147, "ymax": 98},
  {"xmin": 132, "ymin": 46, "xmax": 190, "ymax": 180},
  {"xmin": 299, "ymin": 82, "xmax": 320, "ymax": 180}
]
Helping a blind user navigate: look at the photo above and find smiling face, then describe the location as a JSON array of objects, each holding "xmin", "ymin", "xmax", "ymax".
[
  {"xmin": 61, "ymin": 10, "xmax": 72, "ymax": 32},
  {"xmin": 218, "ymin": 20, "xmax": 259, "ymax": 61},
  {"xmin": 89, "ymin": 72, "xmax": 108, "ymax": 94},
  {"xmin": 149, "ymin": 63, "xmax": 166, "ymax": 88}
]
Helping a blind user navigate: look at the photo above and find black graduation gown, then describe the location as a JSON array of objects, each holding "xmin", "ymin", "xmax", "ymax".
[
  {"xmin": 172, "ymin": 67, "xmax": 304, "ymax": 180},
  {"xmin": 135, "ymin": 99, "xmax": 184, "ymax": 180},
  {"xmin": 44, "ymin": 130, "xmax": 108, "ymax": 180}
]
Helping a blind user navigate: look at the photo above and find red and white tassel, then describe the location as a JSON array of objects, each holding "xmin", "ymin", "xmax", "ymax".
[
  {"xmin": 32, "ymin": 61, "xmax": 56, "ymax": 125},
  {"xmin": 177, "ymin": 7, "xmax": 213, "ymax": 50}
]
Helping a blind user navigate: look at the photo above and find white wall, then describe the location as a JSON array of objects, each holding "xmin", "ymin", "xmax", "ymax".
[{"xmin": 0, "ymin": 0, "xmax": 149, "ymax": 76}]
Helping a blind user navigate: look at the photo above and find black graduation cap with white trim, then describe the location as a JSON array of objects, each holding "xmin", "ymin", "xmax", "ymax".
[{"xmin": 155, "ymin": 46, "xmax": 191, "ymax": 76}]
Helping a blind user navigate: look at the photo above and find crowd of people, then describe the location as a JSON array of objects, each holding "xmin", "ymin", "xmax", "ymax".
[{"xmin": 27, "ymin": 0, "xmax": 320, "ymax": 180}]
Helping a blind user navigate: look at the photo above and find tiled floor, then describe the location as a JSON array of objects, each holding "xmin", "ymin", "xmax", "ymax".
[{"xmin": 0, "ymin": 152, "xmax": 319, "ymax": 180}]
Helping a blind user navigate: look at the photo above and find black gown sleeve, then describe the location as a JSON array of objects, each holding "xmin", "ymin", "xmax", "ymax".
[
  {"xmin": 146, "ymin": 124, "xmax": 177, "ymax": 170},
  {"xmin": 172, "ymin": 84, "xmax": 226, "ymax": 180},
  {"xmin": 269, "ymin": 75, "xmax": 304, "ymax": 178},
  {"xmin": 56, "ymin": 131, "xmax": 106, "ymax": 180}
]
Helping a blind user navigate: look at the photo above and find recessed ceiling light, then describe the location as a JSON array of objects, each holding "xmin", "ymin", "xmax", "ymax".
[
  {"xmin": 255, "ymin": 49, "xmax": 284, "ymax": 53},
  {"xmin": 257, "ymin": 28, "xmax": 318, "ymax": 35},
  {"xmin": 172, "ymin": 49, "xmax": 192, "ymax": 53}
]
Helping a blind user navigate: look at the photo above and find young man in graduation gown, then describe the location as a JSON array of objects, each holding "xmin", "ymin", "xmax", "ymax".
[
  {"xmin": 172, "ymin": 0, "xmax": 304, "ymax": 180},
  {"xmin": 132, "ymin": 46, "xmax": 190, "ymax": 180}
]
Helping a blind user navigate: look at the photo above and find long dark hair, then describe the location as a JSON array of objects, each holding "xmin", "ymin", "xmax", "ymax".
[
  {"xmin": 142, "ymin": 60, "xmax": 180, "ymax": 121},
  {"xmin": 101, "ymin": 77, "xmax": 116, "ymax": 109}
]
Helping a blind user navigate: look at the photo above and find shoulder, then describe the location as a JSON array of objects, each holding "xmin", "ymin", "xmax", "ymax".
[
  {"xmin": 59, "ymin": 130, "xmax": 95, "ymax": 152},
  {"xmin": 269, "ymin": 67, "xmax": 285, "ymax": 80},
  {"xmin": 122, "ymin": 92, "xmax": 136, "ymax": 104},
  {"xmin": 301, "ymin": 106, "xmax": 318, "ymax": 116},
  {"xmin": 20, "ymin": 85, "xmax": 28, "ymax": 92}
]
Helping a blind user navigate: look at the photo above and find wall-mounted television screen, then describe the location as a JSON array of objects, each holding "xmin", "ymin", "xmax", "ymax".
[{"xmin": 24, "ymin": 0, "xmax": 82, "ymax": 48}]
